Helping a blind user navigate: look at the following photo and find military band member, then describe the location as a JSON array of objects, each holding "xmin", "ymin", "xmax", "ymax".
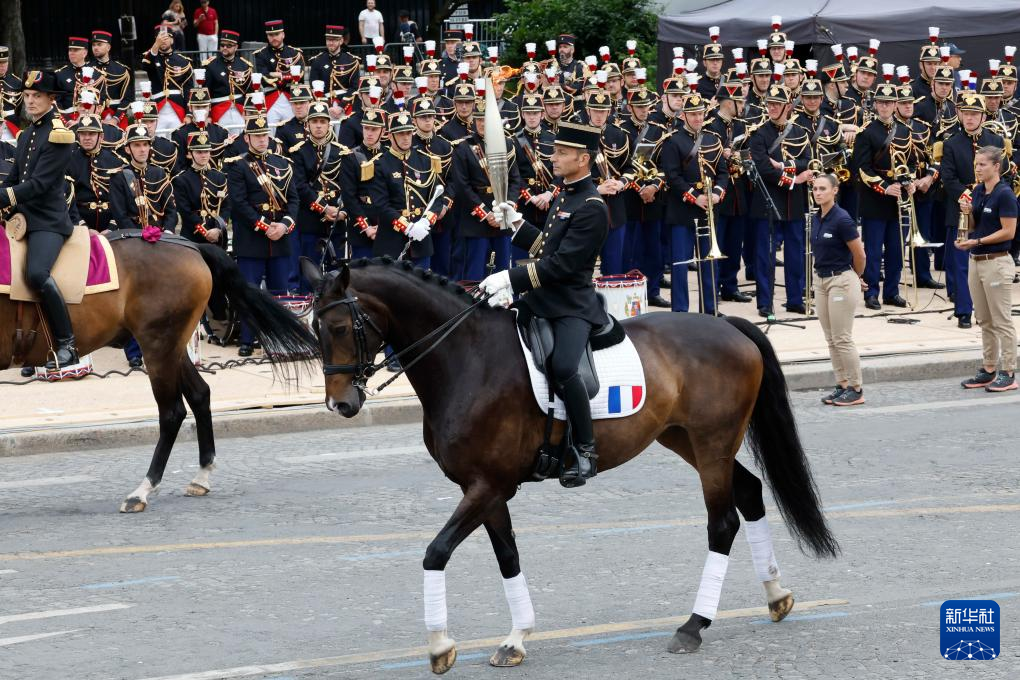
[
  {"xmin": 913, "ymin": 66, "xmax": 957, "ymax": 133},
  {"xmin": 87, "ymin": 30, "xmax": 131, "ymax": 120},
  {"xmin": 491, "ymin": 71, "xmax": 521, "ymax": 133},
  {"xmin": 126, "ymin": 102, "xmax": 179, "ymax": 174},
  {"xmin": 419, "ymin": 59, "xmax": 454, "ymax": 120},
  {"xmin": 227, "ymin": 114, "xmax": 299, "ymax": 356},
  {"xmin": 252, "ymin": 20, "xmax": 305, "ymax": 127},
  {"xmin": 451, "ymin": 102, "xmax": 522, "ymax": 280},
  {"xmin": 587, "ymin": 91, "xmax": 631, "ymax": 274},
  {"xmin": 411, "ymin": 97, "xmax": 456, "ymax": 275},
  {"xmin": 542, "ymin": 86, "xmax": 567, "ymax": 134},
  {"xmin": 172, "ymin": 130, "xmax": 229, "ymax": 246},
  {"xmin": 478, "ymin": 122, "xmax": 610, "ymax": 486},
  {"xmin": 0, "ymin": 70, "xmax": 79, "ymax": 369},
  {"xmin": 54, "ymin": 36, "xmax": 96, "ymax": 118},
  {"xmin": 339, "ymin": 108, "xmax": 385, "ymax": 259},
  {"xmin": 372, "ymin": 55, "xmax": 396, "ymax": 105},
  {"xmin": 748, "ymin": 84, "xmax": 815, "ymax": 317},
  {"xmin": 1000, "ymin": 64, "xmax": 1019, "ymax": 113},
  {"xmin": 366, "ymin": 111, "xmax": 444, "ymax": 266},
  {"xmin": 660, "ymin": 93, "xmax": 728, "ymax": 314},
  {"xmin": 109, "ymin": 123, "xmax": 177, "ymax": 233},
  {"xmin": 438, "ymin": 83, "xmax": 475, "ymax": 143},
  {"xmin": 744, "ymin": 58, "xmax": 773, "ymax": 120},
  {"xmin": 72, "ymin": 85, "xmax": 123, "ymax": 150},
  {"xmin": 290, "ymin": 101, "xmax": 347, "ymax": 289},
  {"xmin": 275, "ymin": 84, "xmax": 313, "ymax": 151},
  {"xmin": 0, "ymin": 47, "xmax": 21, "ymax": 130},
  {"xmin": 309, "ymin": 25, "xmax": 360, "ymax": 101},
  {"xmin": 845, "ymin": 55, "xmax": 878, "ymax": 116},
  {"xmin": 603, "ymin": 64, "xmax": 627, "ymax": 118},
  {"xmin": 514, "ymin": 93, "xmax": 556, "ymax": 239},
  {"xmin": 69, "ymin": 113, "xmax": 122, "ymax": 231},
  {"xmin": 555, "ymin": 34, "xmax": 586, "ymax": 96},
  {"xmin": 766, "ymin": 21, "xmax": 788, "ymax": 65},
  {"xmin": 460, "ymin": 43, "xmax": 485, "ymax": 87},
  {"xmin": 142, "ymin": 25, "xmax": 193, "ymax": 132},
  {"xmin": 338, "ymin": 77, "xmax": 381, "ymax": 148},
  {"xmin": 171, "ymin": 87, "xmax": 235, "ymax": 169},
  {"xmin": 938, "ymin": 92, "xmax": 1009, "ymax": 328},
  {"xmin": 204, "ymin": 29, "xmax": 251, "ymax": 133},
  {"xmin": 913, "ymin": 44, "xmax": 942, "ymax": 101},
  {"xmin": 698, "ymin": 38, "xmax": 725, "ymax": 101}
]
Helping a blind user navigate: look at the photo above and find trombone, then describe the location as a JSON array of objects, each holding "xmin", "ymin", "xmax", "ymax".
[
  {"xmin": 892, "ymin": 160, "xmax": 940, "ymax": 308},
  {"xmin": 694, "ymin": 165, "xmax": 726, "ymax": 315}
]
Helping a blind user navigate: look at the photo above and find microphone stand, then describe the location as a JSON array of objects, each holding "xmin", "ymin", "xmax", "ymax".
[{"xmin": 743, "ymin": 156, "xmax": 805, "ymax": 332}]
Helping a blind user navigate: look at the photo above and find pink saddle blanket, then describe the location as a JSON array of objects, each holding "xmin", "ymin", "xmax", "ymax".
[{"xmin": 0, "ymin": 230, "xmax": 119, "ymax": 300}]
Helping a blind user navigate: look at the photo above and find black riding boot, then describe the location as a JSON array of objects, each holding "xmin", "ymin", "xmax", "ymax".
[
  {"xmin": 557, "ymin": 373, "xmax": 597, "ymax": 487},
  {"xmin": 37, "ymin": 277, "xmax": 79, "ymax": 370}
]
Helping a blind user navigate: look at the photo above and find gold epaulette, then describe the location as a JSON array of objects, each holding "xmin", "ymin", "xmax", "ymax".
[
  {"xmin": 222, "ymin": 154, "xmax": 243, "ymax": 164},
  {"xmin": 202, "ymin": 56, "xmax": 215, "ymax": 66},
  {"xmin": 931, "ymin": 141, "xmax": 944, "ymax": 162},
  {"xmin": 289, "ymin": 141, "xmax": 305, "ymax": 153},
  {"xmin": 429, "ymin": 153, "xmax": 441, "ymax": 175},
  {"xmin": 360, "ymin": 160, "xmax": 374, "ymax": 181},
  {"xmin": 1006, "ymin": 138, "xmax": 1014, "ymax": 156},
  {"xmin": 49, "ymin": 120, "xmax": 74, "ymax": 144}
]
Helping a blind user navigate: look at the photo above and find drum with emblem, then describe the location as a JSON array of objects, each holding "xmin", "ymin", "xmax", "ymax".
[{"xmin": 594, "ymin": 271, "xmax": 647, "ymax": 318}]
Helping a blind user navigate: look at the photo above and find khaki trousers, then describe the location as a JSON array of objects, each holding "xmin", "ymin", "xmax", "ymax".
[
  {"xmin": 815, "ymin": 269, "xmax": 863, "ymax": 387},
  {"xmin": 968, "ymin": 254, "xmax": 1017, "ymax": 372}
]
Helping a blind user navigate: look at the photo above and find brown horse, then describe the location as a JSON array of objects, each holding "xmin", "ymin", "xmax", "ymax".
[
  {"xmin": 304, "ymin": 257, "xmax": 839, "ymax": 674},
  {"xmin": 1, "ymin": 236, "xmax": 319, "ymax": 511}
]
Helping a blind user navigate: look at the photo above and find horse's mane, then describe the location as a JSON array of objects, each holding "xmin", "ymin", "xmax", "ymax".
[{"xmin": 345, "ymin": 256, "xmax": 478, "ymax": 307}]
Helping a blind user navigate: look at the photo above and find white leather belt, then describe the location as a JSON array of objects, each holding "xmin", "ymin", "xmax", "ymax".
[
  {"xmin": 152, "ymin": 89, "xmax": 183, "ymax": 98},
  {"xmin": 209, "ymin": 95, "xmax": 235, "ymax": 104}
]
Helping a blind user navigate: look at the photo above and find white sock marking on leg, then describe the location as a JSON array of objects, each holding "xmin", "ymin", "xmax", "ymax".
[
  {"xmin": 190, "ymin": 464, "xmax": 214, "ymax": 490},
  {"xmin": 692, "ymin": 551, "xmax": 729, "ymax": 620},
  {"xmin": 127, "ymin": 479, "xmax": 155, "ymax": 503}
]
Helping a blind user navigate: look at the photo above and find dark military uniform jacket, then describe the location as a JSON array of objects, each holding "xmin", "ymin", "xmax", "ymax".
[
  {"xmin": 276, "ymin": 116, "xmax": 308, "ymax": 153},
  {"xmin": 851, "ymin": 116, "xmax": 915, "ymax": 221},
  {"xmin": 142, "ymin": 50, "xmax": 193, "ymax": 112},
  {"xmin": 412, "ymin": 131, "xmax": 455, "ymax": 215},
  {"xmin": 939, "ymin": 127, "xmax": 1007, "ymax": 227},
  {"xmin": 172, "ymin": 164, "xmax": 230, "ymax": 245},
  {"xmin": 339, "ymin": 142, "xmax": 382, "ymax": 250},
  {"xmin": 913, "ymin": 94, "xmax": 957, "ymax": 136},
  {"xmin": 0, "ymin": 107, "xmax": 75, "ymax": 235},
  {"xmin": 438, "ymin": 114, "xmax": 473, "ymax": 145},
  {"xmin": 252, "ymin": 44, "xmax": 306, "ymax": 95},
  {"xmin": 660, "ymin": 124, "xmax": 729, "ymax": 226},
  {"xmin": 53, "ymin": 63, "xmax": 104, "ymax": 116},
  {"xmin": 697, "ymin": 73, "xmax": 722, "ymax": 100},
  {"xmin": 748, "ymin": 117, "xmax": 813, "ymax": 220},
  {"xmin": 593, "ymin": 122, "xmax": 633, "ymax": 228},
  {"xmin": 508, "ymin": 175, "xmax": 610, "ymax": 326},
  {"xmin": 898, "ymin": 115, "xmax": 940, "ymax": 205},
  {"xmin": 1, "ymin": 71, "xmax": 22, "ymax": 119},
  {"xmin": 557, "ymin": 58, "xmax": 586, "ymax": 95},
  {"xmin": 226, "ymin": 149, "xmax": 299, "ymax": 258},
  {"xmin": 309, "ymin": 49, "xmax": 360, "ymax": 99},
  {"xmin": 203, "ymin": 53, "xmax": 252, "ymax": 109},
  {"xmin": 450, "ymin": 131, "xmax": 523, "ymax": 238},
  {"xmin": 365, "ymin": 144, "xmax": 441, "ymax": 259},
  {"xmin": 705, "ymin": 114, "xmax": 749, "ymax": 219},
  {"xmin": 337, "ymin": 109, "xmax": 365, "ymax": 149},
  {"xmin": 514, "ymin": 125, "xmax": 556, "ymax": 225},
  {"xmin": 171, "ymin": 122, "xmax": 234, "ymax": 168},
  {"xmin": 109, "ymin": 161, "xmax": 177, "ymax": 231},
  {"xmin": 290, "ymin": 134, "xmax": 347, "ymax": 237},
  {"xmin": 69, "ymin": 144, "xmax": 123, "ymax": 231},
  {"xmin": 497, "ymin": 98, "xmax": 522, "ymax": 134},
  {"xmin": 619, "ymin": 114, "xmax": 670, "ymax": 223},
  {"xmin": 88, "ymin": 56, "xmax": 133, "ymax": 116}
]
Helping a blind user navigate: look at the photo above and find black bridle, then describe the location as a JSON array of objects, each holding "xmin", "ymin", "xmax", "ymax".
[{"xmin": 313, "ymin": 286, "xmax": 488, "ymax": 396}]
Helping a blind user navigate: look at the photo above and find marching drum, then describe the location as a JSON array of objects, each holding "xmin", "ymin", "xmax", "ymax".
[
  {"xmin": 35, "ymin": 354, "xmax": 94, "ymax": 381},
  {"xmin": 594, "ymin": 271, "xmax": 647, "ymax": 319}
]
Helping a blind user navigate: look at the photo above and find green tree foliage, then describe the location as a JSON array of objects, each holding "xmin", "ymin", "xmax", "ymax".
[{"xmin": 494, "ymin": 0, "xmax": 660, "ymax": 85}]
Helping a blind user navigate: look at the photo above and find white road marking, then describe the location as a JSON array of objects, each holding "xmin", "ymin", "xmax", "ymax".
[
  {"xmin": 280, "ymin": 445, "xmax": 428, "ymax": 463},
  {"xmin": 0, "ymin": 630, "xmax": 79, "ymax": 647},
  {"xmin": 0, "ymin": 569, "xmax": 17, "ymax": 575},
  {"xmin": 0, "ymin": 475, "xmax": 96, "ymax": 490},
  {"xmin": 0, "ymin": 603, "xmax": 133, "ymax": 626}
]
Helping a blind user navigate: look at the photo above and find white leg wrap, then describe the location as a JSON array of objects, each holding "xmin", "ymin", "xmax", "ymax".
[
  {"xmin": 502, "ymin": 573, "xmax": 535, "ymax": 631},
  {"xmin": 128, "ymin": 478, "xmax": 156, "ymax": 502},
  {"xmin": 190, "ymin": 464, "xmax": 214, "ymax": 490},
  {"xmin": 745, "ymin": 517, "xmax": 781, "ymax": 583},
  {"xmin": 691, "ymin": 551, "xmax": 729, "ymax": 621},
  {"xmin": 423, "ymin": 570, "xmax": 448, "ymax": 632}
]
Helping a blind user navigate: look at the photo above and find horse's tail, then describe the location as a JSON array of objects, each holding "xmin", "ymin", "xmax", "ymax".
[
  {"xmin": 196, "ymin": 244, "xmax": 320, "ymax": 371},
  {"xmin": 724, "ymin": 316, "xmax": 840, "ymax": 559}
]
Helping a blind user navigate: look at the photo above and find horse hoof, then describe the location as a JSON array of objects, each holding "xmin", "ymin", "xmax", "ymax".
[
  {"xmin": 429, "ymin": 646, "xmax": 457, "ymax": 674},
  {"xmin": 489, "ymin": 644, "xmax": 526, "ymax": 667},
  {"xmin": 666, "ymin": 629, "xmax": 702, "ymax": 654},
  {"xmin": 769, "ymin": 591, "xmax": 796, "ymax": 622},
  {"xmin": 184, "ymin": 483, "xmax": 210, "ymax": 497},
  {"xmin": 119, "ymin": 497, "xmax": 147, "ymax": 513}
]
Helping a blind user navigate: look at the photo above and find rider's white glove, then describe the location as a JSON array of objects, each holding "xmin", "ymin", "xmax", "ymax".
[
  {"xmin": 406, "ymin": 218, "xmax": 431, "ymax": 242},
  {"xmin": 492, "ymin": 201, "xmax": 524, "ymax": 232},
  {"xmin": 487, "ymin": 287, "xmax": 514, "ymax": 308},
  {"xmin": 479, "ymin": 270, "xmax": 512, "ymax": 304}
]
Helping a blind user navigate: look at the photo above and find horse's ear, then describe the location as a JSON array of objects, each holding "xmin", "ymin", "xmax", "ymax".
[
  {"xmin": 339, "ymin": 262, "xmax": 351, "ymax": 292},
  {"xmin": 299, "ymin": 257, "xmax": 324, "ymax": 291}
]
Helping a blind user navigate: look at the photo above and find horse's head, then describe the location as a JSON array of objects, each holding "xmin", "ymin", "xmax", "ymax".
[{"xmin": 302, "ymin": 258, "xmax": 384, "ymax": 418}]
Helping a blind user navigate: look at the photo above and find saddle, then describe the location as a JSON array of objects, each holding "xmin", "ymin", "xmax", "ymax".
[{"xmin": 1, "ymin": 223, "xmax": 119, "ymax": 303}]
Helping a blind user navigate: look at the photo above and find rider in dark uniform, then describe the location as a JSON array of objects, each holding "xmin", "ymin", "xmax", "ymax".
[
  {"xmin": 478, "ymin": 122, "xmax": 610, "ymax": 487},
  {"xmin": 0, "ymin": 70, "xmax": 79, "ymax": 369}
]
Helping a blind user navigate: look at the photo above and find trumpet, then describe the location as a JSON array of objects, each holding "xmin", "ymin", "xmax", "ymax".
[{"xmin": 956, "ymin": 188, "xmax": 973, "ymax": 243}]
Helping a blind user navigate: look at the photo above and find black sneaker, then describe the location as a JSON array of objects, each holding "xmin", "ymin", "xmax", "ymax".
[
  {"xmin": 822, "ymin": 385, "xmax": 845, "ymax": 405},
  {"xmin": 961, "ymin": 368, "xmax": 996, "ymax": 389},
  {"xmin": 985, "ymin": 371, "xmax": 1018, "ymax": 392},
  {"xmin": 833, "ymin": 387, "xmax": 865, "ymax": 406}
]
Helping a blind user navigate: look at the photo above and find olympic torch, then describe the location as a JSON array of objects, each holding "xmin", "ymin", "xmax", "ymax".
[{"xmin": 483, "ymin": 76, "xmax": 510, "ymax": 230}]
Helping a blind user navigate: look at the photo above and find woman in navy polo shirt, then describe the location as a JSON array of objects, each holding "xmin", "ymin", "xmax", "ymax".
[
  {"xmin": 811, "ymin": 174, "xmax": 867, "ymax": 406},
  {"xmin": 956, "ymin": 146, "xmax": 1018, "ymax": 392}
]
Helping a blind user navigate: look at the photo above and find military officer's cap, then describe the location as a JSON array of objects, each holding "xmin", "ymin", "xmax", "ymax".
[
  {"xmin": 452, "ymin": 83, "xmax": 475, "ymax": 101},
  {"xmin": 471, "ymin": 101, "xmax": 487, "ymax": 119},
  {"xmin": 411, "ymin": 97, "xmax": 437, "ymax": 117},
  {"xmin": 703, "ymin": 44, "xmax": 724, "ymax": 61},
  {"xmin": 442, "ymin": 30, "xmax": 463, "ymax": 43},
  {"xmin": 581, "ymin": 76, "xmax": 600, "ymax": 93},
  {"xmin": 999, "ymin": 65, "xmax": 1018, "ymax": 81},
  {"xmin": 764, "ymin": 84, "xmax": 791, "ymax": 104},
  {"xmin": 419, "ymin": 59, "xmax": 441, "ymax": 76},
  {"xmin": 628, "ymin": 88, "xmax": 654, "ymax": 106},
  {"xmin": 325, "ymin": 25, "xmax": 346, "ymax": 39},
  {"xmin": 555, "ymin": 121, "xmax": 601, "ymax": 151},
  {"xmin": 820, "ymin": 63, "xmax": 848, "ymax": 84},
  {"xmin": 622, "ymin": 57, "xmax": 642, "ymax": 75},
  {"xmin": 91, "ymin": 30, "xmax": 113, "ymax": 44},
  {"xmin": 141, "ymin": 102, "xmax": 159, "ymax": 120},
  {"xmin": 307, "ymin": 101, "xmax": 331, "ymax": 120},
  {"xmin": 22, "ymin": 70, "xmax": 62, "ymax": 94},
  {"xmin": 856, "ymin": 56, "xmax": 879, "ymax": 75},
  {"xmin": 393, "ymin": 66, "xmax": 414, "ymax": 83},
  {"xmin": 125, "ymin": 123, "xmax": 151, "ymax": 144},
  {"xmin": 956, "ymin": 92, "xmax": 986, "ymax": 112},
  {"xmin": 800, "ymin": 79, "xmax": 824, "ymax": 97},
  {"xmin": 604, "ymin": 63, "xmax": 623, "ymax": 80},
  {"xmin": 663, "ymin": 78, "xmax": 686, "ymax": 95},
  {"xmin": 919, "ymin": 45, "xmax": 941, "ymax": 63},
  {"xmin": 716, "ymin": 77, "xmax": 745, "ymax": 101},
  {"xmin": 682, "ymin": 93, "xmax": 707, "ymax": 113},
  {"xmin": 543, "ymin": 86, "xmax": 566, "ymax": 104},
  {"xmin": 520, "ymin": 93, "xmax": 544, "ymax": 112},
  {"xmin": 784, "ymin": 59, "xmax": 803, "ymax": 75},
  {"xmin": 586, "ymin": 91, "xmax": 613, "ymax": 110},
  {"xmin": 0, "ymin": 46, "xmax": 9, "ymax": 62},
  {"xmin": 187, "ymin": 131, "xmax": 213, "ymax": 151},
  {"xmin": 375, "ymin": 55, "xmax": 394, "ymax": 70},
  {"xmin": 933, "ymin": 66, "xmax": 955, "ymax": 83},
  {"xmin": 290, "ymin": 84, "xmax": 313, "ymax": 102},
  {"xmin": 896, "ymin": 85, "xmax": 915, "ymax": 102},
  {"xmin": 245, "ymin": 115, "xmax": 271, "ymax": 135},
  {"xmin": 557, "ymin": 34, "xmax": 576, "ymax": 46},
  {"xmin": 768, "ymin": 32, "xmax": 787, "ymax": 48},
  {"xmin": 979, "ymin": 78, "xmax": 1004, "ymax": 97},
  {"xmin": 68, "ymin": 36, "xmax": 89, "ymax": 50},
  {"xmin": 362, "ymin": 108, "xmax": 387, "ymax": 128},
  {"xmin": 873, "ymin": 83, "xmax": 898, "ymax": 101},
  {"xmin": 74, "ymin": 114, "xmax": 103, "ymax": 134},
  {"xmin": 358, "ymin": 77, "xmax": 381, "ymax": 94},
  {"xmin": 462, "ymin": 42, "xmax": 482, "ymax": 58},
  {"xmin": 264, "ymin": 20, "xmax": 285, "ymax": 35},
  {"xmin": 388, "ymin": 111, "xmax": 415, "ymax": 133},
  {"xmin": 220, "ymin": 29, "xmax": 240, "ymax": 45},
  {"xmin": 750, "ymin": 58, "xmax": 772, "ymax": 76},
  {"xmin": 188, "ymin": 88, "xmax": 211, "ymax": 105}
]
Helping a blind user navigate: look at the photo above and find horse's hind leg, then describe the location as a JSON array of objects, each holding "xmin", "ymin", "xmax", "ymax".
[
  {"xmin": 120, "ymin": 355, "xmax": 188, "ymax": 513},
  {"xmin": 733, "ymin": 460, "xmax": 794, "ymax": 621},
  {"xmin": 180, "ymin": 357, "xmax": 216, "ymax": 497},
  {"xmin": 484, "ymin": 501, "xmax": 534, "ymax": 668}
]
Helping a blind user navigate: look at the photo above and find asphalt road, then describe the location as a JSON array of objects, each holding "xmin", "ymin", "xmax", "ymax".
[{"xmin": 1, "ymin": 376, "xmax": 1018, "ymax": 679}]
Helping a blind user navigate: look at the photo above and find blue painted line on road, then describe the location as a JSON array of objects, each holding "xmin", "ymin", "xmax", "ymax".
[
  {"xmin": 920, "ymin": 592, "xmax": 1018, "ymax": 607},
  {"xmin": 571, "ymin": 630, "xmax": 673, "ymax": 646},
  {"xmin": 750, "ymin": 611, "xmax": 849, "ymax": 625},
  {"xmin": 81, "ymin": 575, "xmax": 180, "ymax": 590},
  {"xmin": 338, "ymin": 550, "xmax": 421, "ymax": 562},
  {"xmin": 824, "ymin": 500, "xmax": 899, "ymax": 512},
  {"xmin": 380, "ymin": 651, "xmax": 488, "ymax": 670}
]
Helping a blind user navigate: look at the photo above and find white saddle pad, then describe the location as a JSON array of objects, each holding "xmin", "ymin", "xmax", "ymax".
[{"xmin": 517, "ymin": 323, "xmax": 646, "ymax": 421}]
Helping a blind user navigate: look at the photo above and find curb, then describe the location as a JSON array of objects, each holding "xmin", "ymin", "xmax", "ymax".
[{"xmin": 0, "ymin": 349, "xmax": 984, "ymax": 458}]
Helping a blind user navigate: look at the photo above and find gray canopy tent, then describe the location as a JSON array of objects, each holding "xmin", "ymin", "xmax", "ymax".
[{"xmin": 656, "ymin": 0, "xmax": 1020, "ymax": 90}]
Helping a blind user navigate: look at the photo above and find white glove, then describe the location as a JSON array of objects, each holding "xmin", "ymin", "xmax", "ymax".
[
  {"xmin": 487, "ymin": 287, "xmax": 514, "ymax": 308},
  {"xmin": 493, "ymin": 201, "xmax": 524, "ymax": 232},
  {"xmin": 479, "ymin": 270, "xmax": 512, "ymax": 297},
  {"xmin": 406, "ymin": 218, "xmax": 431, "ymax": 242}
]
